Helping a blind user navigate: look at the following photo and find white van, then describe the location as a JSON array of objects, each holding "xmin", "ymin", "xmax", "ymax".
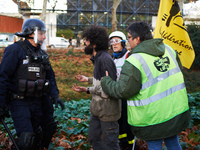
[
  {"xmin": 48, "ymin": 37, "xmax": 70, "ymax": 48},
  {"xmin": 0, "ymin": 39, "xmax": 13, "ymax": 47}
]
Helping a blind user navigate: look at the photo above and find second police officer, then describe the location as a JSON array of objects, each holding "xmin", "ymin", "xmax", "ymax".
[{"xmin": 0, "ymin": 18, "xmax": 64, "ymax": 150}]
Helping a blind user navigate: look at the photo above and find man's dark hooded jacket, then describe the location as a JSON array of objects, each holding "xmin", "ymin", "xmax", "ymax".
[{"xmin": 88, "ymin": 50, "xmax": 121, "ymax": 122}]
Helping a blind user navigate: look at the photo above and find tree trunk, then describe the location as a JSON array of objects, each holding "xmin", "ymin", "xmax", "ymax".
[
  {"xmin": 40, "ymin": 0, "xmax": 48, "ymax": 22},
  {"xmin": 112, "ymin": 0, "xmax": 121, "ymax": 31}
]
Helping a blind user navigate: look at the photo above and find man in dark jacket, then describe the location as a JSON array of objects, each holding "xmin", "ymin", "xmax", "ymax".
[
  {"xmin": 0, "ymin": 18, "xmax": 64, "ymax": 150},
  {"xmin": 101, "ymin": 21, "xmax": 190, "ymax": 150},
  {"xmin": 72, "ymin": 25, "xmax": 121, "ymax": 150}
]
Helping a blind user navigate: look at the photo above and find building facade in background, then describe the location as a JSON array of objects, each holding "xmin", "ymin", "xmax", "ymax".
[
  {"xmin": 0, "ymin": 0, "xmax": 23, "ymax": 42},
  {"xmin": 56, "ymin": 0, "xmax": 159, "ymax": 32},
  {"xmin": 17, "ymin": 0, "xmax": 160, "ymax": 34},
  {"xmin": 0, "ymin": 15, "xmax": 23, "ymax": 42}
]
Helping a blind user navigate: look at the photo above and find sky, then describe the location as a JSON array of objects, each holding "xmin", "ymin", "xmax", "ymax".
[
  {"xmin": 0, "ymin": 0, "xmax": 67, "ymax": 14},
  {"xmin": 0, "ymin": 0, "xmax": 18, "ymax": 13},
  {"xmin": 21, "ymin": 0, "xmax": 67, "ymax": 11}
]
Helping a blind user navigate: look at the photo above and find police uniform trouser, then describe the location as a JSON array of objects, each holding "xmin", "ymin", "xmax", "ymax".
[
  {"xmin": 40, "ymin": 95, "xmax": 57, "ymax": 149},
  {"xmin": 9, "ymin": 97, "xmax": 43, "ymax": 150}
]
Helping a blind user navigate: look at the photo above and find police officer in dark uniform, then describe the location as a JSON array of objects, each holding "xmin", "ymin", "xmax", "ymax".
[{"xmin": 0, "ymin": 18, "xmax": 64, "ymax": 150}]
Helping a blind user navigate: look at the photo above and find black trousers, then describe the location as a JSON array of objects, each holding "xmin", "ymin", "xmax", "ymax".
[
  {"xmin": 118, "ymin": 100, "xmax": 135, "ymax": 149},
  {"xmin": 88, "ymin": 115, "xmax": 120, "ymax": 150},
  {"xmin": 9, "ymin": 95, "xmax": 57, "ymax": 149}
]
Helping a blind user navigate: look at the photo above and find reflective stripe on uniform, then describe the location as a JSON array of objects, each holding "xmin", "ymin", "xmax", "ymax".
[
  {"xmin": 127, "ymin": 82, "xmax": 185, "ymax": 107},
  {"xmin": 118, "ymin": 133, "xmax": 135, "ymax": 145},
  {"xmin": 127, "ymin": 45, "xmax": 182, "ymax": 106},
  {"xmin": 126, "ymin": 44, "xmax": 189, "ymax": 126},
  {"xmin": 128, "ymin": 139, "xmax": 135, "ymax": 144},
  {"xmin": 119, "ymin": 133, "xmax": 127, "ymax": 139},
  {"xmin": 131, "ymin": 45, "xmax": 180, "ymax": 91}
]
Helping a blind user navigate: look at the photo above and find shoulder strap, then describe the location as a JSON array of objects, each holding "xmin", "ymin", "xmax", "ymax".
[{"xmin": 15, "ymin": 41, "xmax": 32, "ymax": 55}]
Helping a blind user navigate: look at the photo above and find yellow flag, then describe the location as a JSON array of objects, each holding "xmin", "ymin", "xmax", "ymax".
[{"xmin": 154, "ymin": 0, "xmax": 195, "ymax": 69}]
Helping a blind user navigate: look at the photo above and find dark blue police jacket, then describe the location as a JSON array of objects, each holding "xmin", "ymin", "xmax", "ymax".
[{"xmin": 0, "ymin": 39, "xmax": 59, "ymax": 106}]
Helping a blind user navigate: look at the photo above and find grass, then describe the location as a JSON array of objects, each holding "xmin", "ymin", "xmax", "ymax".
[{"xmin": 47, "ymin": 49, "xmax": 93, "ymax": 101}]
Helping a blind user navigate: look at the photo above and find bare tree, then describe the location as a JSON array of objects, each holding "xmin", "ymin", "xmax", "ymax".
[
  {"xmin": 51, "ymin": 0, "xmax": 58, "ymax": 13},
  {"xmin": 40, "ymin": 0, "xmax": 48, "ymax": 22},
  {"xmin": 111, "ymin": 0, "xmax": 122, "ymax": 31}
]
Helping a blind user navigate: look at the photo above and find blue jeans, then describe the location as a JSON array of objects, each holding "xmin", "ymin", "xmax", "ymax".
[{"xmin": 146, "ymin": 135, "xmax": 182, "ymax": 150}]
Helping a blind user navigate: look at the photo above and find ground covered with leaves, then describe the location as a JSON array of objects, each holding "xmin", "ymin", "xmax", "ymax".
[{"xmin": 0, "ymin": 94, "xmax": 199, "ymax": 150}]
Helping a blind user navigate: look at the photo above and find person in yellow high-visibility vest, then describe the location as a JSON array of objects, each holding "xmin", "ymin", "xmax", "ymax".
[{"xmin": 101, "ymin": 21, "xmax": 190, "ymax": 150}]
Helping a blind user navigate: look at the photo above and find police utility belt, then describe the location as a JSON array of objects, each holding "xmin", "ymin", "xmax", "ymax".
[
  {"xmin": 15, "ymin": 78, "xmax": 50, "ymax": 99},
  {"xmin": 12, "ymin": 79, "xmax": 49, "ymax": 99}
]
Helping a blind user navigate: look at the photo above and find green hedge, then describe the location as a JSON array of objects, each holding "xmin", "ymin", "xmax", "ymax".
[{"xmin": 187, "ymin": 24, "xmax": 200, "ymax": 70}]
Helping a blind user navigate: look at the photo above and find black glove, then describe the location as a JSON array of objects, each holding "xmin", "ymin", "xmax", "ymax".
[
  {"xmin": 0, "ymin": 106, "xmax": 10, "ymax": 121},
  {"xmin": 52, "ymin": 97, "xmax": 64, "ymax": 110}
]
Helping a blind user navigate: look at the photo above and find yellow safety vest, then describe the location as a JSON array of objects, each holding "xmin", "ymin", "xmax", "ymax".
[{"xmin": 126, "ymin": 45, "xmax": 189, "ymax": 127}]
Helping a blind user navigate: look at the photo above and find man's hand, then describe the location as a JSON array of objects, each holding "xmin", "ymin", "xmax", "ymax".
[
  {"xmin": 52, "ymin": 97, "xmax": 65, "ymax": 110},
  {"xmin": 72, "ymin": 84, "xmax": 87, "ymax": 92},
  {"xmin": 0, "ymin": 106, "xmax": 10, "ymax": 121},
  {"xmin": 75, "ymin": 75, "xmax": 88, "ymax": 82}
]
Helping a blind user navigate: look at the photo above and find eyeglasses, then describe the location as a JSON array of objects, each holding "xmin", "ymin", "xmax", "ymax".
[{"xmin": 110, "ymin": 38, "xmax": 122, "ymax": 45}]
